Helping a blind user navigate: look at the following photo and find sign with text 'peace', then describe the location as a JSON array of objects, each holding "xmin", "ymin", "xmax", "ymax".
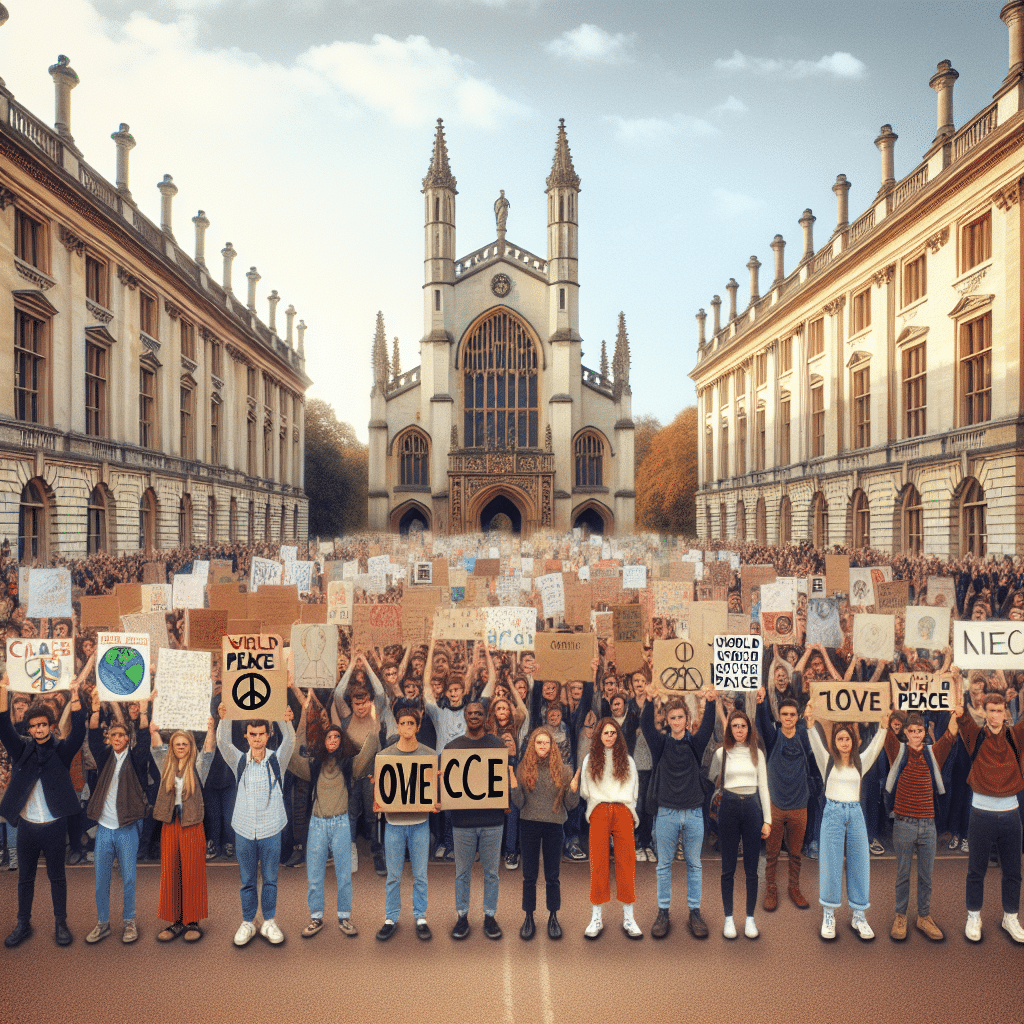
[
  {"xmin": 890, "ymin": 672, "xmax": 952, "ymax": 713},
  {"xmin": 221, "ymin": 634, "xmax": 286, "ymax": 720}
]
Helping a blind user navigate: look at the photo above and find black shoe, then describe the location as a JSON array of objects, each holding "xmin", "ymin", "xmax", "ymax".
[
  {"xmin": 688, "ymin": 908, "xmax": 709, "ymax": 939},
  {"xmin": 55, "ymin": 920, "xmax": 73, "ymax": 946},
  {"xmin": 285, "ymin": 845, "xmax": 305, "ymax": 868},
  {"xmin": 519, "ymin": 912, "xmax": 535, "ymax": 940},
  {"xmin": 652, "ymin": 908, "xmax": 670, "ymax": 939},
  {"xmin": 4, "ymin": 920, "xmax": 31, "ymax": 948},
  {"xmin": 547, "ymin": 912, "xmax": 562, "ymax": 940},
  {"xmin": 223, "ymin": 843, "xmax": 234, "ymax": 860},
  {"xmin": 373, "ymin": 852, "xmax": 387, "ymax": 877},
  {"xmin": 416, "ymin": 920, "xmax": 432, "ymax": 941},
  {"xmin": 483, "ymin": 915, "xmax": 502, "ymax": 940},
  {"xmin": 205, "ymin": 840, "xmax": 218, "ymax": 861},
  {"xmin": 451, "ymin": 914, "xmax": 470, "ymax": 940},
  {"xmin": 375, "ymin": 920, "xmax": 397, "ymax": 942}
]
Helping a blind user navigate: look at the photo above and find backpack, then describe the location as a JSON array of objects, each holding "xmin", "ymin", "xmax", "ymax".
[
  {"xmin": 236, "ymin": 750, "xmax": 282, "ymax": 791},
  {"xmin": 883, "ymin": 742, "xmax": 944, "ymax": 816}
]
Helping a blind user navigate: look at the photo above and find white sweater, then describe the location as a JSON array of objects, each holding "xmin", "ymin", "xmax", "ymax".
[
  {"xmin": 708, "ymin": 745, "xmax": 772, "ymax": 826},
  {"xmin": 580, "ymin": 747, "xmax": 639, "ymax": 826},
  {"xmin": 807, "ymin": 724, "xmax": 887, "ymax": 803}
]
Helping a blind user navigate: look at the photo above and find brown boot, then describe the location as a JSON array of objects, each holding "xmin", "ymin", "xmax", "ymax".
[
  {"xmin": 915, "ymin": 914, "xmax": 944, "ymax": 942},
  {"xmin": 890, "ymin": 913, "xmax": 908, "ymax": 941},
  {"xmin": 788, "ymin": 886, "xmax": 809, "ymax": 909},
  {"xmin": 763, "ymin": 885, "xmax": 778, "ymax": 912}
]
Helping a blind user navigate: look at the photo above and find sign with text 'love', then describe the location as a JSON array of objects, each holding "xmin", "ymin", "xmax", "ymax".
[{"xmin": 809, "ymin": 680, "xmax": 889, "ymax": 723}]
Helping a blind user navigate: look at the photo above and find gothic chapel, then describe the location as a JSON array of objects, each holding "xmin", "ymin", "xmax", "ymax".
[{"xmin": 368, "ymin": 120, "xmax": 636, "ymax": 535}]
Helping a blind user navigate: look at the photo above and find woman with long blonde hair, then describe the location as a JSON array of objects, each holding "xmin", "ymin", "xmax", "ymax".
[
  {"xmin": 510, "ymin": 726, "xmax": 580, "ymax": 941},
  {"xmin": 149, "ymin": 712, "xmax": 216, "ymax": 943}
]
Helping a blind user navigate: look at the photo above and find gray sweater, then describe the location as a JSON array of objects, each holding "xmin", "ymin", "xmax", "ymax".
[{"xmin": 511, "ymin": 761, "xmax": 579, "ymax": 824}]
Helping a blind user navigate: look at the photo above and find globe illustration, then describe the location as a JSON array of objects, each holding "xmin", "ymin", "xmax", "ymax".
[{"xmin": 98, "ymin": 646, "xmax": 147, "ymax": 696}]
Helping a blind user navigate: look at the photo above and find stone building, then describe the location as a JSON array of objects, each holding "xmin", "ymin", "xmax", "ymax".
[
  {"xmin": 690, "ymin": 2, "xmax": 1024, "ymax": 558},
  {"xmin": 367, "ymin": 119, "xmax": 635, "ymax": 536},
  {"xmin": 0, "ymin": 43, "xmax": 311, "ymax": 561}
]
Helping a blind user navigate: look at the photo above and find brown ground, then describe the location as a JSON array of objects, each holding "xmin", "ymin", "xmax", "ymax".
[{"xmin": 0, "ymin": 846, "xmax": 1020, "ymax": 1024}]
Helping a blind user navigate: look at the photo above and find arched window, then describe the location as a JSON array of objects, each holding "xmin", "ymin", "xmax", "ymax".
[
  {"xmin": 398, "ymin": 430, "xmax": 430, "ymax": 487},
  {"xmin": 139, "ymin": 488, "xmax": 157, "ymax": 555},
  {"xmin": 779, "ymin": 495, "xmax": 792, "ymax": 545},
  {"xmin": 705, "ymin": 505, "xmax": 712, "ymax": 540},
  {"xmin": 178, "ymin": 493, "xmax": 193, "ymax": 548},
  {"xmin": 462, "ymin": 309, "xmax": 538, "ymax": 449},
  {"xmin": 229, "ymin": 496, "xmax": 238, "ymax": 543},
  {"xmin": 247, "ymin": 500, "xmax": 255, "ymax": 546},
  {"xmin": 719, "ymin": 502, "xmax": 727, "ymax": 539},
  {"xmin": 852, "ymin": 489, "xmax": 870, "ymax": 548},
  {"xmin": 280, "ymin": 504, "xmax": 286, "ymax": 541},
  {"xmin": 812, "ymin": 492, "xmax": 829, "ymax": 549},
  {"xmin": 574, "ymin": 431, "xmax": 604, "ymax": 487},
  {"xmin": 735, "ymin": 500, "xmax": 746, "ymax": 541},
  {"xmin": 902, "ymin": 485, "xmax": 923, "ymax": 555},
  {"xmin": 293, "ymin": 505, "xmax": 299, "ymax": 540},
  {"xmin": 961, "ymin": 478, "xmax": 986, "ymax": 556},
  {"xmin": 207, "ymin": 495, "xmax": 216, "ymax": 544},
  {"xmin": 19, "ymin": 478, "xmax": 49, "ymax": 562},
  {"xmin": 756, "ymin": 496, "xmax": 767, "ymax": 545},
  {"xmin": 87, "ymin": 485, "xmax": 108, "ymax": 555},
  {"xmin": 264, "ymin": 502, "xmax": 271, "ymax": 540}
]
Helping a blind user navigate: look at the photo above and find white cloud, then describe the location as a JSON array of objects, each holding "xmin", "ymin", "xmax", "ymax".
[
  {"xmin": 713, "ymin": 95, "xmax": 747, "ymax": 115},
  {"xmin": 546, "ymin": 24, "xmax": 635, "ymax": 64},
  {"xmin": 607, "ymin": 114, "xmax": 716, "ymax": 145},
  {"xmin": 712, "ymin": 188, "xmax": 763, "ymax": 217},
  {"xmin": 715, "ymin": 49, "xmax": 866, "ymax": 79},
  {"xmin": 302, "ymin": 34, "xmax": 528, "ymax": 127}
]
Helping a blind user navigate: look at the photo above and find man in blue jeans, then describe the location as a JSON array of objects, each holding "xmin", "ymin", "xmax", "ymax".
[
  {"xmin": 375, "ymin": 705, "xmax": 438, "ymax": 942},
  {"xmin": 217, "ymin": 705, "xmax": 294, "ymax": 947},
  {"xmin": 640, "ymin": 688, "xmax": 717, "ymax": 940},
  {"xmin": 446, "ymin": 701, "xmax": 507, "ymax": 940}
]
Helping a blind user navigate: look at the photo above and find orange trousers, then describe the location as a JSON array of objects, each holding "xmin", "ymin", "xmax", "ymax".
[
  {"xmin": 588, "ymin": 802, "xmax": 636, "ymax": 905},
  {"xmin": 157, "ymin": 818, "xmax": 208, "ymax": 925}
]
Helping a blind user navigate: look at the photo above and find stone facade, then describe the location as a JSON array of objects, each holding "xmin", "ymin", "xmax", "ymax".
[
  {"xmin": 690, "ymin": 3, "xmax": 1024, "ymax": 559},
  {"xmin": 368, "ymin": 119, "xmax": 635, "ymax": 536},
  {"xmin": 0, "ymin": 53, "xmax": 311, "ymax": 560}
]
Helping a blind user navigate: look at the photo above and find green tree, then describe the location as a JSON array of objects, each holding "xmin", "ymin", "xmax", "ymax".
[
  {"xmin": 304, "ymin": 398, "xmax": 368, "ymax": 538},
  {"xmin": 635, "ymin": 406, "xmax": 698, "ymax": 535}
]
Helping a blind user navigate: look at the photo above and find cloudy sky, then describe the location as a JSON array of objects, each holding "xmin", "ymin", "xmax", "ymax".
[{"xmin": 3, "ymin": 1, "xmax": 1011, "ymax": 437}]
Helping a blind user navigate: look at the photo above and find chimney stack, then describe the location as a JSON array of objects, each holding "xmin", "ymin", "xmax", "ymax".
[
  {"xmin": 268, "ymin": 290, "xmax": 280, "ymax": 333},
  {"xmin": 192, "ymin": 210, "xmax": 209, "ymax": 265},
  {"xmin": 157, "ymin": 174, "xmax": 177, "ymax": 237},
  {"xmin": 285, "ymin": 305, "xmax": 296, "ymax": 347},
  {"xmin": 874, "ymin": 125, "xmax": 898, "ymax": 195},
  {"xmin": 1001, "ymin": 1, "xmax": 1024, "ymax": 84},
  {"xmin": 746, "ymin": 256, "xmax": 761, "ymax": 304},
  {"xmin": 246, "ymin": 267, "xmax": 261, "ymax": 312},
  {"xmin": 832, "ymin": 174, "xmax": 851, "ymax": 232},
  {"xmin": 48, "ymin": 55, "xmax": 79, "ymax": 147},
  {"xmin": 726, "ymin": 278, "xmax": 739, "ymax": 321},
  {"xmin": 297, "ymin": 320, "xmax": 306, "ymax": 358},
  {"xmin": 696, "ymin": 308, "xmax": 707, "ymax": 347},
  {"xmin": 770, "ymin": 234, "xmax": 785, "ymax": 284},
  {"xmin": 221, "ymin": 243, "xmax": 237, "ymax": 292},
  {"xmin": 710, "ymin": 294, "xmax": 722, "ymax": 335},
  {"xmin": 799, "ymin": 208, "xmax": 816, "ymax": 262},
  {"xmin": 929, "ymin": 60, "xmax": 959, "ymax": 143},
  {"xmin": 111, "ymin": 123, "xmax": 135, "ymax": 198}
]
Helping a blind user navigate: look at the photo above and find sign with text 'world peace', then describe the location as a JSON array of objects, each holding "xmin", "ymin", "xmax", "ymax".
[{"xmin": 221, "ymin": 634, "xmax": 286, "ymax": 720}]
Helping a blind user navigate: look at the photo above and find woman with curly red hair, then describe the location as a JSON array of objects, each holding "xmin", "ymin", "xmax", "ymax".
[{"xmin": 580, "ymin": 717, "xmax": 641, "ymax": 939}]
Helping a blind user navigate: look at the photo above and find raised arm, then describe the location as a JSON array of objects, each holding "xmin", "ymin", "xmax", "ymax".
[
  {"xmin": 859, "ymin": 721, "xmax": 889, "ymax": 774},
  {"xmin": 216, "ymin": 706, "xmax": 242, "ymax": 773}
]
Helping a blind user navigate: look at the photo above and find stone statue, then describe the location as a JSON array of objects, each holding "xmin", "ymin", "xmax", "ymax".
[{"xmin": 494, "ymin": 190, "xmax": 510, "ymax": 234}]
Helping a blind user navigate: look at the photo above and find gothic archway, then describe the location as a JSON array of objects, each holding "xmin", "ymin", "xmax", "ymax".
[
  {"xmin": 480, "ymin": 494, "xmax": 522, "ymax": 533},
  {"xmin": 572, "ymin": 499, "xmax": 613, "ymax": 535},
  {"xmin": 390, "ymin": 499, "xmax": 432, "ymax": 535}
]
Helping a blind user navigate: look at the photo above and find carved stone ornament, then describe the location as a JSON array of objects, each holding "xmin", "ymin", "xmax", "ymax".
[
  {"xmin": 140, "ymin": 331, "xmax": 160, "ymax": 354},
  {"xmin": 117, "ymin": 265, "xmax": 139, "ymax": 290},
  {"xmin": 58, "ymin": 225, "xmax": 86, "ymax": 257},
  {"xmin": 948, "ymin": 293, "xmax": 995, "ymax": 319},
  {"xmin": 164, "ymin": 299, "xmax": 182, "ymax": 320},
  {"xmin": 955, "ymin": 267, "xmax": 988, "ymax": 296},
  {"xmin": 925, "ymin": 227, "xmax": 949, "ymax": 253},
  {"xmin": 450, "ymin": 425, "xmax": 458, "ymax": 452},
  {"xmin": 822, "ymin": 297, "xmax": 845, "ymax": 316},
  {"xmin": 872, "ymin": 263, "xmax": 896, "ymax": 288},
  {"xmin": 86, "ymin": 298, "xmax": 113, "ymax": 324},
  {"xmin": 544, "ymin": 424, "xmax": 552, "ymax": 452},
  {"xmin": 181, "ymin": 354, "xmax": 198, "ymax": 375},
  {"xmin": 0, "ymin": 186, "xmax": 17, "ymax": 211},
  {"xmin": 491, "ymin": 273, "xmax": 512, "ymax": 298},
  {"xmin": 992, "ymin": 183, "xmax": 1020, "ymax": 211},
  {"xmin": 198, "ymin": 326, "xmax": 216, "ymax": 343},
  {"xmin": 899, "ymin": 306, "xmax": 919, "ymax": 326},
  {"xmin": 14, "ymin": 258, "xmax": 56, "ymax": 290}
]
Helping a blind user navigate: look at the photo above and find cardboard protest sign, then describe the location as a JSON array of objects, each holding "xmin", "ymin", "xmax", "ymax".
[
  {"xmin": 652, "ymin": 638, "xmax": 707, "ymax": 693},
  {"xmin": 153, "ymin": 648, "xmax": 212, "ymax": 731},
  {"xmin": 206, "ymin": 583, "xmax": 247, "ymax": 618},
  {"xmin": 282, "ymin": 560, "xmax": 314, "ymax": 593},
  {"xmin": 432, "ymin": 559, "xmax": 450, "ymax": 590},
  {"xmin": 622, "ymin": 565, "xmax": 647, "ymax": 589},
  {"xmin": 612, "ymin": 604, "xmax": 644, "ymax": 674},
  {"xmin": 906, "ymin": 605, "xmax": 951, "ymax": 649},
  {"xmin": 807, "ymin": 598, "xmax": 844, "ymax": 647},
  {"xmin": 373, "ymin": 753, "xmax": 436, "ymax": 812},
  {"xmin": 438, "ymin": 750, "xmax": 509, "ymax": 810},
  {"xmin": 759, "ymin": 582, "xmax": 796, "ymax": 644},
  {"xmin": 184, "ymin": 609, "xmax": 229, "ymax": 652},
  {"xmin": 497, "ymin": 572, "xmax": 524, "ymax": 606},
  {"xmin": 141, "ymin": 584, "xmax": 172, "ymax": 613},
  {"xmin": 433, "ymin": 607, "xmax": 487, "ymax": 639},
  {"xmin": 247, "ymin": 585, "xmax": 301, "ymax": 636},
  {"xmin": 26, "ymin": 568, "xmax": 72, "ymax": 619},
  {"xmin": 250, "ymin": 557, "xmax": 283, "ymax": 591},
  {"xmin": 533, "ymin": 631, "xmax": 595, "ymax": 682},
  {"xmin": 227, "ymin": 619, "xmax": 262, "ymax": 635},
  {"xmin": 300, "ymin": 603, "xmax": 328, "ymax": 624},
  {"xmin": 591, "ymin": 610, "xmax": 613, "ymax": 636},
  {"xmin": 113, "ymin": 583, "xmax": 143, "ymax": 616},
  {"xmin": 683, "ymin": 602, "xmax": 728, "ymax": 684},
  {"xmin": 401, "ymin": 586, "xmax": 442, "ymax": 641},
  {"xmin": 486, "ymin": 606, "xmax": 536, "ymax": 651},
  {"xmin": 143, "ymin": 561, "xmax": 167, "ymax": 584},
  {"xmin": 291, "ymin": 624, "xmax": 339, "ymax": 687},
  {"xmin": 96, "ymin": 633, "xmax": 152, "ymax": 702},
  {"xmin": 852, "ymin": 614, "xmax": 896, "ymax": 662},
  {"xmin": 537, "ymin": 572, "xmax": 565, "ymax": 619},
  {"xmin": 953, "ymin": 620, "xmax": 1024, "ymax": 670},
  {"xmin": 654, "ymin": 581, "xmax": 692, "ymax": 620},
  {"xmin": 120, "ymin": 612, "xmax": 172, "ymax": 666},
  {"xmin": 326, "ymin": 581, "xmax": 353, "ymax": 626},
  {"xmin": 825, "ymin": 554, "xmax": 850, "ymax": 597},
  {"xmin": 875, "ymin": 581, "xmax": 910, "ymax": 615},
  {"xmin": 79, "ymin": 594, "xmax": 122, "ymax": 630},
  {"xmin": 222, "ymin": 634, "xmax": 286, "ymax": 720},
  {"xmin": 809, "ymin": 679, "xmax": 889, "ymax": 722},
  {"xmin": 210, "ymin": 559, "xmax": 235, "ymax": 585},
  {"xmin": 707, "ymin": 561, "xmax": 733, "ymax": 588},
  {"xmin": 713, "ymin": 635, "xmax": 763, "ymax": 691},
  {"xmin": 323, "ymin": 560, "xmax": 346, "ymax": 584},
  {"xmin": 171, "ymin": 573, "xmax": 206, "ymax": 610},
  {"xmin": 848, "ymin": 568, "xmax": 876, "ymax": 608},
  {"xmin": 563, "ymin": 581, "xmax": 593, "ymax": 628},
  {"xmin": 473, "ymin": 558, "xmax": 499, "ymax": 577},
  {"xmin": 926, "ymin": 576, "xmax": 957, "ymax": 611},
  {"xmin": 890, "ymin": 671, "xmax": 953, "ymax": 713},
  {"xmin": 5, "ymin": 637, "xmax": 74, "ymax": 693},
  {"xmin": 191, "ymin": 561, "xmax": 210, "ymax": 584},
  {"xmin": 695, "ymin": 582, "xmax": 729, "ymax": 603},
  {"xmin": 740, "ymin": 565, "xmax": 776, "ymax": 613},
  {"xmin": 670, "ymin": 561, "xmax": 695, "ymax": 583},
  {"xmin": 352, "ymin": 604, "xmax": 403, "ymax": 648},
  {"xmin": 727, "ymin": 613, "xmax": 750, "ymax": 636}
]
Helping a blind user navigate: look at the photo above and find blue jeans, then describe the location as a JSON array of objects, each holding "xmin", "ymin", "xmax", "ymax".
[
  {"xmin": 453, "ymin": 825, "xmax": 503, "ymax": 918},
  {"xmin": 384, "ymin": 820, "xmax": 429, "ymax": 922},
  {"xmin": 306, "ymin": 814, "xmax": 352, "ymax": 920},
  {"xmin": 892, "ymin": 816, "xmax": 936, "ymax": 915},
  {"xmin": 94, "ymin": 821, "xmax": 141, "ymax": 923},
  {"xmin": 819, "ymin": 799, "xmax": 870, "ymax": 911},
  {"xmin": 235, "ymin": 831, "xmax": 282, "ymax": 922},
  {"xmin": 654, "ymin": 807, "xmax": 704, "ymax": 910}
]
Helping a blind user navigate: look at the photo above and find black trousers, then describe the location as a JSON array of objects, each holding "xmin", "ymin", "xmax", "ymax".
[
  {"xmin": 966, "ymin": 806, "xmax": 1022, "ymax": 912},
  {"xmin": 718, "ymin": 791, "xmax": 764, "ymax": 918},
  {"xmin": 17, "ymin": 817, "xmax": 69, "ymax": 923},
  {"xmin": 520, "ymin": 819, "xmax": 563, "ymax": 912}
]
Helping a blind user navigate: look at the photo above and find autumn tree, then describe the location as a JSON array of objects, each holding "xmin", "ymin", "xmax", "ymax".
[
  {"xmin": 633, "ymin": 413, "xmax": 661, "ymax": 474},
  {"xmin": 635, "ymin": 406, "xmax": 698, "ymax": 535},
  {"xmin": 304, "ymin": 398, "xmax": 368, "ymax": 538}
]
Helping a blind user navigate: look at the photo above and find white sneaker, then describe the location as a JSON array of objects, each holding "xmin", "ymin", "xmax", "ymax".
[
  {"xmin": 233, "ymin": 920, "xmax": 257, "ymax": 946},
  {"xmin": 744, "ymin": 916, "xmax": 759, "ymax": 939},
  {"xmin": 850, "ymin": 914, "xmax": 875, "ymax": 941},
  {"xmin": 645, "ymin": 848, "xmax": 657, "ymax": 863},
  {"xmin": 723, "ymin": 916, "xmax": 737, "ymax": 939},
  {"xmin": 1001, "ymin": 912, "xmax": 1024, "ymax": 944},
  {"xmin": 584, "ymin": 907, "xmax": 603, "ymax": 939},
  {"xmin": 821, "ymin": 909, "xmax": 836, "ymax": 940},
  {"xmin": 260, "ymin": 918, "xmax": 285, "ymax": 944},
  {"xmin": 635, "ymin": 846, "xmax": 645, "ymax": 862},
  {"xmin": 351, "ymin": 841, "xmax": 358, "ymax": 873},
  {"xmin": 965, "ymin": 910, "xmax": 982, "ymax": 942},
  {"xmin": 622, "ymin": 904, "xmax": 642, "ymax": 939}
]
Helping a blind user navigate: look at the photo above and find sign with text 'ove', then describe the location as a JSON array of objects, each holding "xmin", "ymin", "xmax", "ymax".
[{"xmin": 373, "ymin": 752, "xmax": 510, "ymax": 811}]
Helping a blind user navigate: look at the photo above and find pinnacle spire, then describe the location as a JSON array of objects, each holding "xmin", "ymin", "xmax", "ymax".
[
  {"xmin": 422, "ymin": 118, "xmax": 458, "ymax": 193},
  {"xmin": 599, "ymin": 339, "xmax": 609, "ymax": 381},
  {"xmin": 391, "ymin": 336, "xmax": 401, "ymax": 381},
  {"xmin": 372, "ymin": 311, "xmax": 390, "ymax": 393},
  {"xmin": 546, "ymin": 117, "xmax": 581, "ymax": 191},
  {"xmin": 612, "ymin": 312, "xmax": 630, "ymax": 400}
]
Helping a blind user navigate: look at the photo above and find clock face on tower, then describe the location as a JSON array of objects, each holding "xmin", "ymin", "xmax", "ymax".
[{"xmin": 491, "ymin": 273, "xmax": 512, "ymax": 298}]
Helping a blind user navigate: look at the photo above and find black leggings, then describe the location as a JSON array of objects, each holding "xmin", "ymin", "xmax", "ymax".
[
  {"xmin": 17, "ymin": 818, "xmax": 68, "ymax": 923},
  {"xmin": 520, "ymin": 819, "xmax": 563, "ymax": 912},
  {"xmin": 719, "ymin": 791, "xmax": 763, "ymax": 918}
]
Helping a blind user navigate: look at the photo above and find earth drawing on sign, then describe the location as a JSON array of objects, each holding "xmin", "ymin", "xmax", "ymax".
[{"xmin": 98, "ymin": 646, "xmax": 147, "ymax": 696}]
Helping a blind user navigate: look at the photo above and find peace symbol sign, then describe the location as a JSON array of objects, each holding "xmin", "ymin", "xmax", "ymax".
[
  {"xmin": 233, "ymin": 672, "xmax": 271, "ymax": 711},
  {"xmin": 659, "ymin": 641, "xmax": 704, "ymax": 692}
]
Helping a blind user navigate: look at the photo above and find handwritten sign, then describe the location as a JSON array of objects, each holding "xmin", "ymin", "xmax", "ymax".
[
  {"xmin": 250, "ymin": 557, "xmax": 283, "ymax": 592},
  {"xmin": 280, "ymin": 545, "xmax": 298, "ymax": 564},
  {"xmin": 537, "ymin": 573, "xmax": 565, "ymax": 619},
  {"xmin": 654, "ymin": 581, "xmax": 692, "ymax": 620},
  {"xmin": 433, "ymin": 607, "xmax": 487, "ymax": 640},
  {"xmin": 652, "ymin": 638, "xmax": 706, "ymax": 693},
  {"xmin": 824, "ymin": 554, "xmax": 850, "ymax": 597},
  {"xmin": 96, "ymin": 633, "xmax": 152, "ymax": 702},
  {"xmin": 533, "ymin": 631, "xmax": 595, "ymax": 682},
  {"xmin": 184, "ymin": 609, "xmax": 229, "ymax": 652},
  {"xmin": 485, "ymin": 607, "xmax": 536, "ymax": 651},
  {"xmin": 120, "ymin": 611, "xmax": 172, "ymax": 666},
  {"xmin": 373, "ymin": 754, "xmax": 436, "ymax": 811},
  {"xmin": 906, "ymin": 605, "xmax": 951, "ymax": 648},
  {"xmin": 291, "ymin": 624, "xmax": 339, "ymax": 687},
  {"xmin": 327, "ymin": 581, "xmax": 353, "ymax": 626},
  {"xmin": 713, "ymin": 634, "xmax": 763, "ymax": 691},
  {"xmin": 926, "ymin": 576, "xmax": 956, "ymax": 611},
  {"xmin": 141, "ymin": 584, "xmax": 172, "ymax": 613},
  {"xmin": 612, "ymin": 604, "xmax": 644, "ymax": 674},
  {"xmin": 852, "ymin": 614, "xmax": 896, "ymax": 662},
  {"xmin": 875, "ymin": 581, "xmax": 910, "ymax": 614},
  {"xmin": 622, "ymin": 565, "xmax": 647, "ymax": 590},
  {"xmin": 171, "ymin": 573, "xmax": 205, "ymax": 610},
  {"xmin": 352, "ymin": 604, "xmax": 403, "ymax": 648},
  {"xmin": 809, "ymin": 679, "xmax": 888, "ymax": 723},
  {"xmin": 5, "ymin": 637, "xmax": 74, "ymax": 693},
  {"xmin": 953, "ymin": 621, "xmax": 1024, "ymax": 670},
  {"xmin": 222, "ymin": 634, "xmax": 286, "ymax": 720},
  {"xmin": 282, "ymin": 560, "xmax": 314, "ymax": 593},
  {"xmin": 153, "ymin": 649, "xmax": 212, "ymax": 731},
  {"xmin": 438, "ymin": 750, "xmax": 509, "ymax": 810},
  {"xmin": 26, "ymin": 568, "xmax": 72, "ymax": 619},
  {"xmin": 890, "ymin": 672, "xmax": 952, "ymax": 713},
  {"xmin": 807, "ymin": 598, "xmax": 844, "ymax": 647}
]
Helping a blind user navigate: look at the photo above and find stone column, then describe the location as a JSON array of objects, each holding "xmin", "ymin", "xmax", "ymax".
[
  {"xmin": 929, "ymin": 61, "xmax": 959, "ymax": 143},
  {"xmin": 0, "ymin": 6, "xmax": 10, "ymax": 88},
  {"xmin": 285, "ymin": 305, "xmax": 296, "ymax": 348},
  {"xmin": 832, "ymin": 174, "xmax": 851, "ymax": 231},
  {"xmin": 1002, "ymin": 1, "xmax": 1024, "ymax": 83},
  {"xmin": 770, "ymin": 235, "xmax": 785, "ymax": 284},
  {"xmin": 221, "ymin": 243, "xmax": 237, "ymax": 292},
  {"xmin": 710, "ymin": 294, "xmax": 722, "ymax": 335},
  {"xmin": 157, "ymin": 174, "xmax": 177, "ymax": 236},
  {"xmin": 111, "ymin": 123, "xmax": 135, "ymax": 197},
  {"xmin": 192, "ymin": 210, "xmax": 209, "ymax": 265},
  {"xmin": 726, "ymin": 279, "xmax": 739, "ymax": 321},
  {"xmin": 48, "ymin": 55, "xmax": 79, "ymax": 146},
  {"xmin": 799, "ymin": 209, "xmax": 815, "ymax": 262},
  {"xmin": 746, "ymin": 256, "xmax": 761, "ymax": 304},
  {"xmin": 874, "ymin": 125, "xmax": 898, "ymax": 195},
  {"xmin": 297, "ymin": 320, "xmax": 306, "ymax": 358},
  {"xmin": 246, "ymin": 267, "xmax": 261, "ymax": 312},
  {"xmin": 267, "ymin": 290, "xmax": 280, "ymax": 334},
  {"xmin": 696, "ymin": 308, "xmax": 707, "ymax": 346}
]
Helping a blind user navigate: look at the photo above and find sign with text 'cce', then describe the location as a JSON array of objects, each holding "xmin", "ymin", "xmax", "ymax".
[{"xmin": 438, "ymin": 750, "xmax": 510, "ymax": 810}]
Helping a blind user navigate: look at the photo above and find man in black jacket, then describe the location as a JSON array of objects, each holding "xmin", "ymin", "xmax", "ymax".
[{"xmin": 0, "ymin": 679, "xmax": 86, "ymax": 947}]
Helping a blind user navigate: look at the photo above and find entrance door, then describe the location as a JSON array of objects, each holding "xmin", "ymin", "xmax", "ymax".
[{"xmin": 479, "ymin": 495, "xmax": 522, "ymax": 533}]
